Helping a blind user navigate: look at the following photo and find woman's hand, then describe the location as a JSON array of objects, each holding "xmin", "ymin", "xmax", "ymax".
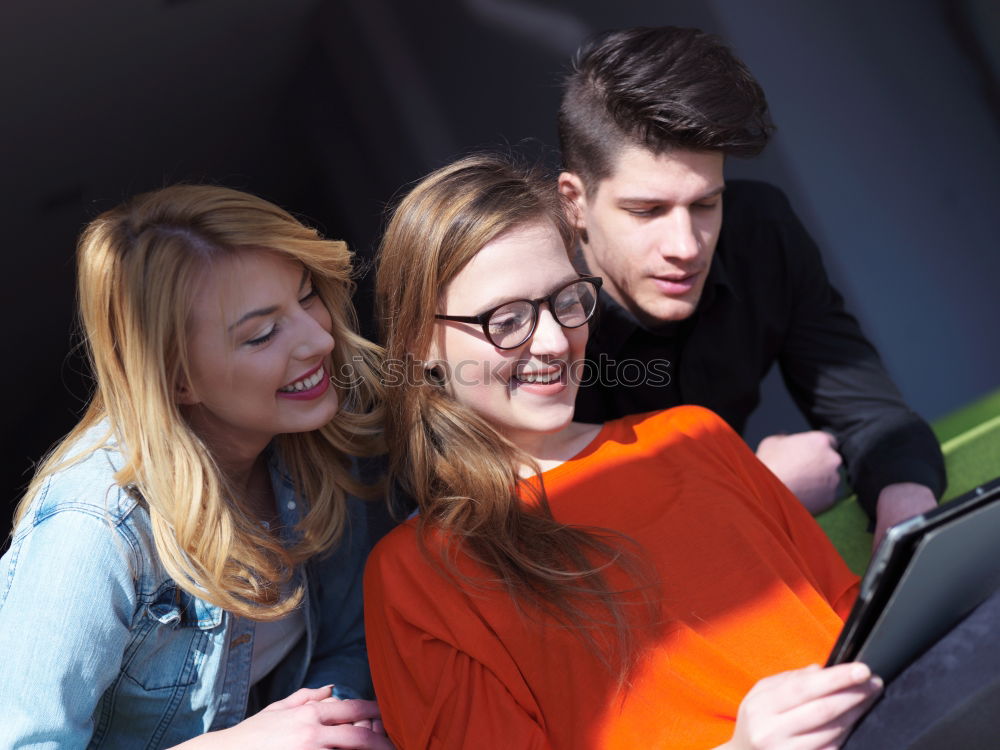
[
  {"xmin": 719, "ymin": 663, "xmax": 883, "ymax": 750},
  {"xmin": 313, "ymin": 694, "xmax": 386, "ymax": 738},
  {"xmin": 173, "ymin": 686, "xmax": 393, "ymax": 749}
]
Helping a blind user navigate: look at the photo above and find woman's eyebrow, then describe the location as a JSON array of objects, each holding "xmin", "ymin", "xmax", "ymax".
[{"xmin": 228, "ymin": 305, "xmax": 278, "ymax": 332}]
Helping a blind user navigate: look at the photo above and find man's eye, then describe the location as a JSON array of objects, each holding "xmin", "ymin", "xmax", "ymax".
[
  {"xmin": 693, "ymin": 201, "xmax": 720, "ymax": 210},
  {"xmin": 625, "ymin": 207, "xmax": 658, "ymax": 217}
]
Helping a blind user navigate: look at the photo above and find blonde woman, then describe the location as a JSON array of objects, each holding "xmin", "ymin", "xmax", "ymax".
[
  {"xmin": 0, "ymin": 185, "xmax": 392, "ymax": 749},
  {"xmin": 365, "ymin": 155, "xmax": 888, "ymax": 749}
]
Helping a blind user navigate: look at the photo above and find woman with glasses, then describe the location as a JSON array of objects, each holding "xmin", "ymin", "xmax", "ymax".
[
  {"xmin": 365, "ymin": 153, "xmax": 885, "ymax": 749},
  {"xmin": 0, "ymin": 185, "xmax": 393, "ymax": 749}
]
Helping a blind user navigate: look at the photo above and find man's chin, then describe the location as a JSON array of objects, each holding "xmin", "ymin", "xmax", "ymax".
[{"xmin": 637, "ymin": 296, "xmax": 699, "ymax": 326}]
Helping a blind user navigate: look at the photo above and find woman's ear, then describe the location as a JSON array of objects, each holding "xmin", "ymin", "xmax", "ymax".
[
  {"xmin": 174, "ymin": 380, "xmax": 199, "ymax": 406},
  {"xmin": 423, "ymin": 336, "xmax": 447, "ymax": 388},
  {"xmin": 424, "ymin": 362, "xmax": 447, "ymax": 387}
]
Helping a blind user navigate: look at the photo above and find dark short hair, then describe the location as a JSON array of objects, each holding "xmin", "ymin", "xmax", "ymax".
[{"xmin": 558, "ymin": 27, "xmax": 774, "ymax": 189}]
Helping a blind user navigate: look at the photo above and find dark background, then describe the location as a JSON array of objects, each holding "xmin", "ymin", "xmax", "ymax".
[{"xmin": 3, "ymin": 0, "xmax": 999, "ymax": 541}]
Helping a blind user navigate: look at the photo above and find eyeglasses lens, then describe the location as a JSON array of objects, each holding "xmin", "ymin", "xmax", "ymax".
[
  {"xmin": 554, "ymin": 281, "xmax": 597, "ymax": 327},
  {"xmin": 487, "ymin": 302, "xmax": 535, "ymax": 348},
  {"xmin": 485, "ymin": 280, "xmax": 599, "ymax": 348}
]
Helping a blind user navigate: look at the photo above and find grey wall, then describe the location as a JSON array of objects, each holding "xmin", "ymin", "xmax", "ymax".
[
  {"xmin": 712, "ymin": 0, "xmax": 1000, "ymax": 441},
  {"xmin": 0, "ymin": 0, "xmax": 325, "ymax": 526},
  {"xmin": 332, "ymin": 0, "xmax": 1000, "ymax": 442}
]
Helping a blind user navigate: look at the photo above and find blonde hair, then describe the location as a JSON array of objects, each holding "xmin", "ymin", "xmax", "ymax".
[
  {"xmin": 377, "ymin": 154, "xmax": 652, "ymax": 675},
  {"xmin": 14, "ymin": 184, "xmax": 383, "ymax": 620}
]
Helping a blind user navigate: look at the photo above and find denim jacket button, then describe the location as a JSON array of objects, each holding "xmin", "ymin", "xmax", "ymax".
[{"xmin": 148, "ymin": 605, "xmax": 182, "ymax": 626}]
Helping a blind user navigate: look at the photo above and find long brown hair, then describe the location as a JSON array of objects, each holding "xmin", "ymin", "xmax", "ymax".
[
  {"xmin": 376, "ymin": 154, "xmax": 653, "ymax": 675},
  {"xmin": 15, "ymin": 184, "xmax": 383, "ymax": 620}
]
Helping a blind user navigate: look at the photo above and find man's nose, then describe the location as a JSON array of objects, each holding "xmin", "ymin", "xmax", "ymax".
[{"xmin": 658, "ymin": 209, "xmax": 700, "ymax": 262}]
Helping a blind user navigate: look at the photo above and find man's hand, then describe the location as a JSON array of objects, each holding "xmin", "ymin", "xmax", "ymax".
[
  {"xmin": 756, "ymin": 431, "xmax": 842, "ymax": 514},
  {"xmin": 873, "ymin": 483, "xmax": 937, "ymax": 552}
]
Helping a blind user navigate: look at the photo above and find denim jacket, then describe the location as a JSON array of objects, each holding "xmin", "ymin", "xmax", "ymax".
[{"xmin": 0, "ymin": 425, "xmax": 373, "ymax": 749}]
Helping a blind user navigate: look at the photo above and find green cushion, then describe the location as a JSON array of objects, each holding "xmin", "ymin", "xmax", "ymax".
[
  {"xmin": 817, "ymin": 387, "xmax": 1000, "ymax": 576},
  {"xmin": 816, "ymin": 495, "xmax": 870, "ymax": 575},
  {"xmin": 939, "ymin": 414, "xmax": 1000, "ymax": 502},
  {"xmin": 933, "ymin": 387, "xmax": 1000, "ymax": 444}
]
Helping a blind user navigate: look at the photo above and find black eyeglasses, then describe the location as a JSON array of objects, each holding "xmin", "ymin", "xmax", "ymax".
[{"xmin": 435, "ymin": 276, "xmax": 602, "ymax": 350}]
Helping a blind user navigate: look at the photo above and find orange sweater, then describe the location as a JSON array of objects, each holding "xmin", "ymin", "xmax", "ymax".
[{"xmin": 364, "ymin": 406, "xmax": 859, "ymax": 749}]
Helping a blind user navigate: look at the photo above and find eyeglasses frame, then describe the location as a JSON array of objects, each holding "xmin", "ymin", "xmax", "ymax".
[{"xmin": 434, "ymin": 275, "xmax": 603, "ymax": 350}]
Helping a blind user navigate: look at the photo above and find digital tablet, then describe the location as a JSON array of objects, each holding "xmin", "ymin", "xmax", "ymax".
[{"xmin": 826, "ymin": 476, "xmax": 1000, "ymax": 682}]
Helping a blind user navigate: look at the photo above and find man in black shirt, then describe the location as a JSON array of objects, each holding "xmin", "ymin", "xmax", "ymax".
[{"xmin": 557, "ymin": 27, "xmax": 944, "ymax": 546}]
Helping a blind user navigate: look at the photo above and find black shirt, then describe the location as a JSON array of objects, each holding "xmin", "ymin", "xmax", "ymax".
[{"xmin": 575, "ymin": 180, "xmax": 945, "ymax": 518}]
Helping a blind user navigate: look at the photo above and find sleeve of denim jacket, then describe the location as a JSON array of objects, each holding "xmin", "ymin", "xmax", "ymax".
[
  {"xmin": 0, "ymin": 503, "xmax": 139, "ymax": 748},
  {"xmin": 302, "ymin": 495, "xmax": 373, "ymax": 699}
]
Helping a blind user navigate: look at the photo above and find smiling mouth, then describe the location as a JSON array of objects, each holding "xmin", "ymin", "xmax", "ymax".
[
  {"xmin": 278, "ymin": 364, "xmax": 326, "ymax": 393},
  {"xmin": 513, "ymin": 365, "xmax": 564, "ymax": 385}
]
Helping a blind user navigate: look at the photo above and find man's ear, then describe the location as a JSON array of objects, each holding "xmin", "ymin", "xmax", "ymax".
[{"xmin": 557, "ymin": 171, "xmax": 589, "ymax": 230}]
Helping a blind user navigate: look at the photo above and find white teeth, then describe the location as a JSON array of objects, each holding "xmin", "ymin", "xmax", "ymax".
[
  {"xmin": 517, "ymin": 370, "xmax": 560, "ymax": 384},
  {"xmin": 280, "ymin": 366, "xmax": 325, "ymax": 392}
]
